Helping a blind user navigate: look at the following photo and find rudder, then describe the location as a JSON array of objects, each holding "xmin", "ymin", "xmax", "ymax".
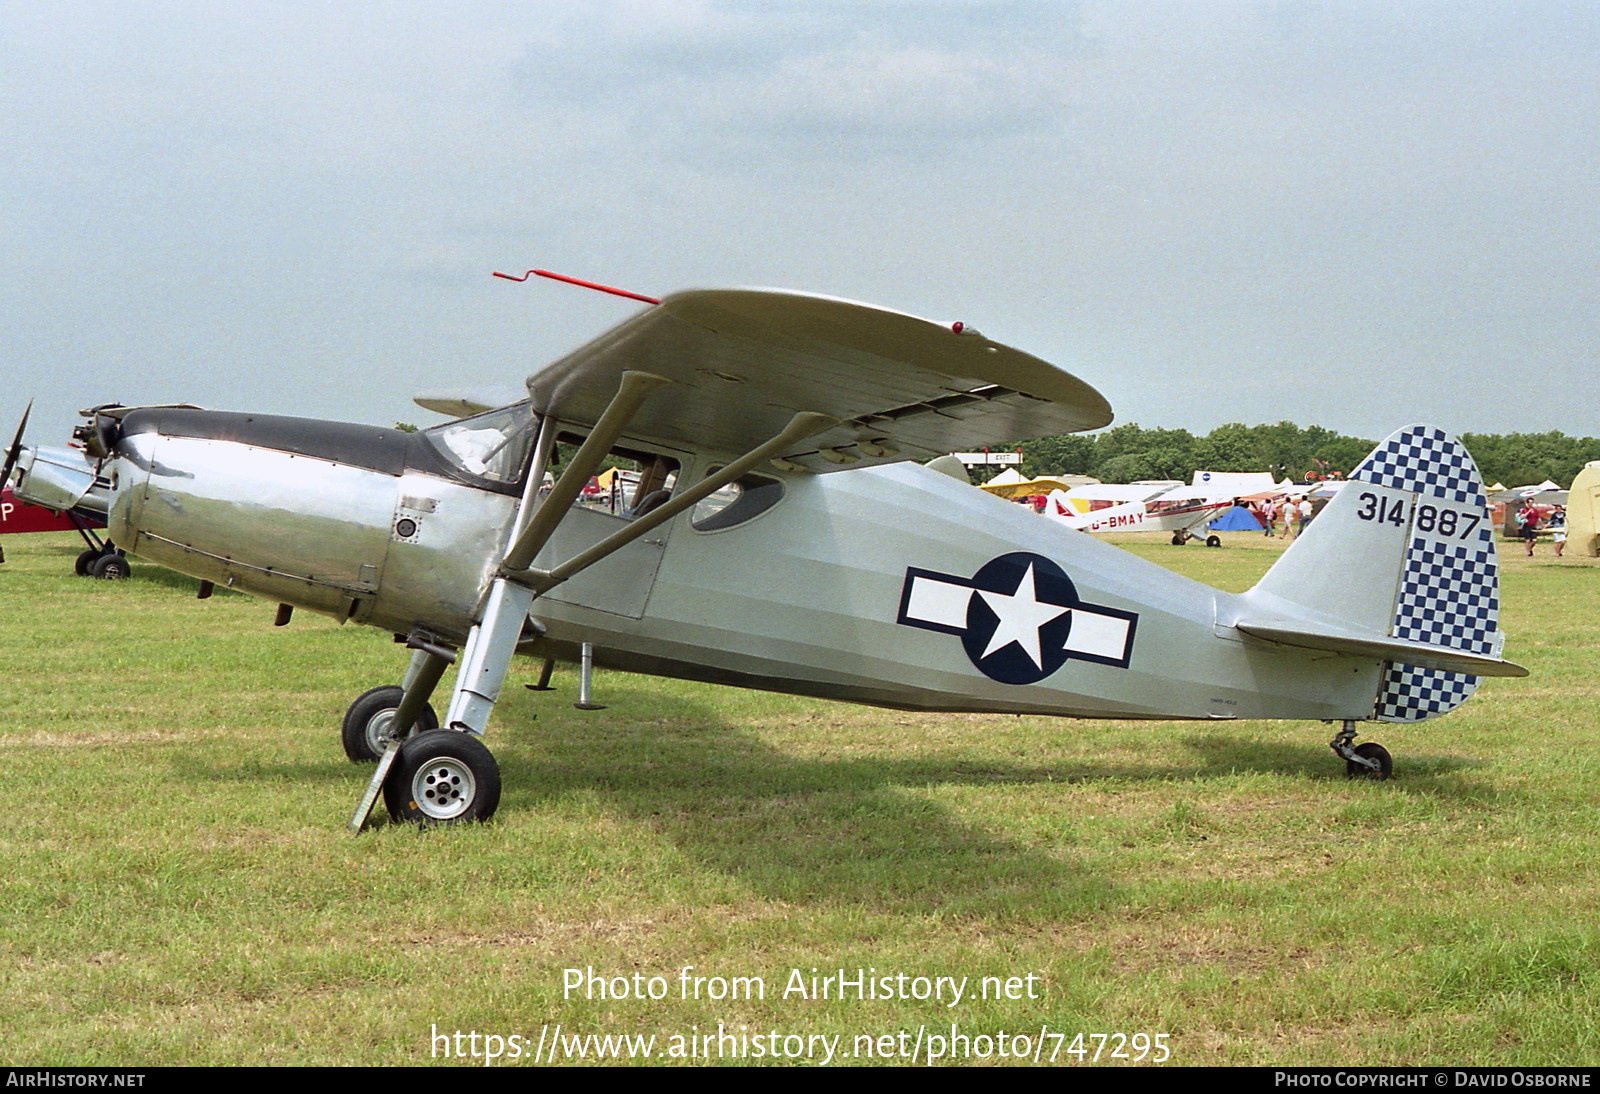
[
  {"xmin": 1354, "ymin": 425, "xmax": 1501, "ymax": 722},
  {"xmin": 1244, "ymin": 424, "xmax": 1507, "ymax": 722}
]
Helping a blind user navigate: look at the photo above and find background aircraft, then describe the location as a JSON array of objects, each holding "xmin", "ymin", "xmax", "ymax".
[
  {"xmin": 1044, "ymin": 471, "xmax": 1299, "ymax": 546},
  {"xmin": 0, "ymin": 407, "xmax": 126, "ymax": 576},
  {"xmin": 1043, "ymin": 482, "xmax": 1236, "ymax": 545},
  {"xmin": 974, "ymin": 468, "xmax": 1097, "ymax": 502},
  {"xmin": 14, "ymin": 279, "xmax": 1525, "ymax": 828}
]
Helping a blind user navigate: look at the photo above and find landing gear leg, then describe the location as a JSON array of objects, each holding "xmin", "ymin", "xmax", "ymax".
[
  {"xmin": 358, "ymin": 582, "xmax": 533, "ymax": 830},
  {"xmin": 348, "ymin": 632, "xmax": 459, "ymax": 831},
  {"xmin": 1330, "ymin": 720, "xmax": 1392, "ymax": 780},
  {"xmin": 70, "ymin": 518, "xmax": 125, "ymax": 577},
  {"xmin": 444, "ymin": 580, "xmax": 538, "ymax": 735}
]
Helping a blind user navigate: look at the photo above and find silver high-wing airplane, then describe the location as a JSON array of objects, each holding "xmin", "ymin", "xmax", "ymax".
[{"xmin": 16, "ymin": 282, "xmax": 1526, "ymax": 827}]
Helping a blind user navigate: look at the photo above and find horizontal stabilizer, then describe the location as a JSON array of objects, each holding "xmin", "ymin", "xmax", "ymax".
[{"xmin": 1235, "ymin": 621, "xmax": 1528, "ymax": 678}]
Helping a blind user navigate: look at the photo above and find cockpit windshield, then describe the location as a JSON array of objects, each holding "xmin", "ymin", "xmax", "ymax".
[{"xmin": 422, "ymin": 402, "xmax": 538, "ymax": 487}]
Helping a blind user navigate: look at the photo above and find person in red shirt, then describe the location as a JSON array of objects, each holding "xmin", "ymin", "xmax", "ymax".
[{"xmin": 1516, "ymin": 501, "xmax": 1542, "ymax": 555}]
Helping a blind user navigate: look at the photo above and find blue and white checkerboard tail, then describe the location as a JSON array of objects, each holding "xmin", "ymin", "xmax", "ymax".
[
  {"xmin": 1244, "ymin": 424, "xmax": 1514, "ymax": 722},
  {"xmin": 1355, "ymin": 426, "xmax": 1501, "ymax": 722}
]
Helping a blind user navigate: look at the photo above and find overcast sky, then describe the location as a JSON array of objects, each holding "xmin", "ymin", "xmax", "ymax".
[{"xmin": 3, "ymin": 1, "xmax": 1595, "ymax": 448}]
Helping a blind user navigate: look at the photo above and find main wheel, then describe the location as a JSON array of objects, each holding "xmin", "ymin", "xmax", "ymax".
[
  {"xmin": 1170, "ymin": 532, "xmax": 1186, "ymax": 546},
  {"xmin": 1205, "ymin": 535, "xmax": 1222, "ymax": 548},
  {"xmin": 384, "ymin": 729, "xmax": 501, "ymax": 825},
  {"xmin": 74, "ymin": 548, "xmax": 100, "ymax": 576},
  {"xmin": 1346, "ymin": 741, "xmax": 1392, "ymax": 781},
  {"xmin": 340, "ymin": 685, "xmax": 440, "ymax": 762},
  {"xmin": 90, "ymin": 553, "xmax": 131, "ymax": 580}
]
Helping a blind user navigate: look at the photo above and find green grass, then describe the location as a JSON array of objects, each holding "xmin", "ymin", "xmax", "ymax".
[{"xmin": 1, "ymin": 531, "xmax": 1597, "ymax": 1066}]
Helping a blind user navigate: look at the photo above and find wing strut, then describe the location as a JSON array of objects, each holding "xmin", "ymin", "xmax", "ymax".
[
  {"xmin": 349, "ymin": 365, "xmax": 839, "ymax": 828},
  {"xmin": 506, "ymin": 409, "xmax": 838, "ymax": 594},
  {"xmin": 502, "ymin": 369, "xmax": 668, "ymax": 572},
  {"xmin": 436, "ymin": 368, "xmax": 667, "ymax": 738},
  {"xmin": 442, "ymin": 376, "xmax": 835, "ymax": 739}
]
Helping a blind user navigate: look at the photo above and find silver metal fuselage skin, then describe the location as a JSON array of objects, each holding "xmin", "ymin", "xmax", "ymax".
[
  {"xmin": 110, "ymin": 429, "xmax": 511, "ymax": 627},
  {"xmin": 104, "ymin": 410, "xmax": 1385, "ymax": 724},
  {"xmin": 12, "ymin": 445, "xmax": 111, "ymax": 517}
]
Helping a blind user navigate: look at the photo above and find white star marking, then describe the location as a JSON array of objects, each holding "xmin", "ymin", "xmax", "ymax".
[{"xmin": 975, "ymin": 562, "xmax": 1070, "ymax": 668}]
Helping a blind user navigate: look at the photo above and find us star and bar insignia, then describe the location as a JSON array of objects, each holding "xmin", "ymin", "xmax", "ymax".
[{"xmin": 896, "ymin": 552, "xmax": 1138, "ymax": 685}]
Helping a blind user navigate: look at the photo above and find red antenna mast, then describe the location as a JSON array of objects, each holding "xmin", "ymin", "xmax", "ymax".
[{"xmin": 492, "ymin": 268, "xmax": 660, "ymax": 306}]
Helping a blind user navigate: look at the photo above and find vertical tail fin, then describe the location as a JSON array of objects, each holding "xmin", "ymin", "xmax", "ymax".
[{"xmin": 1240, "ymin": 425, "xmax": 1519, "ymax": 722}]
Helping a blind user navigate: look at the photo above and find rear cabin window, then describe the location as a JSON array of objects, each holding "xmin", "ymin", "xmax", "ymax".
[{"xmin": 691, "ymin": 471, "xmax": 785, "ymax": 531}]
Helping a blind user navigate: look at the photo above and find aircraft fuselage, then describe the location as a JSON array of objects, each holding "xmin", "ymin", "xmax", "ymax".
[{"xmin": 104, "ymin": 406, "xmax": 1385, "ymax": 725}]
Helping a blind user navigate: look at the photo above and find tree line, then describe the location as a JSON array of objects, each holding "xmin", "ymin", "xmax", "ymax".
[{"xmin": 990, "ymin": 422, "xmax": 1600, "ymax": 489}]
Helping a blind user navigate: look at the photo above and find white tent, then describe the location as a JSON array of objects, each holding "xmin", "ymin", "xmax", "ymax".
[{"xmin": 983, "ymin": 466, "xmax": 1027, "ymax": 488}]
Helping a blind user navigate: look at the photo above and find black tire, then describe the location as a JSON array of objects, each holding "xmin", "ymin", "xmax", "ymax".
[
  {"xmin": 340, "ymin": 685, "xmax": 439, "ymax": 763},
  {"xmin": 90, "ymin": 553, "xmax": 131, "ymax": 580},
  {"xmin": 74, "ymin": 549, "xmax": 100, "ymax": 576},
  {"xmin": 1205, "ymin": 535, "xmax": 1222, "ymax": 548},
  {"xmin": 1170, "ymin": 532, "xmax": 1186, "ymax": 546},
  {"xmin": 1346, "ymin": 741, "xmax": 1392, "ymax": 781},
  {"xmin": 384, "ymin": 729, "xmax": 500, "ymax": 825}
]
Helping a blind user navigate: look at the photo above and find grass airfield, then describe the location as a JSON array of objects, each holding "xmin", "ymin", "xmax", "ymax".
[{"xmin": 1, "ymin": 530, "xmax": 1597, "ymax": 1067}]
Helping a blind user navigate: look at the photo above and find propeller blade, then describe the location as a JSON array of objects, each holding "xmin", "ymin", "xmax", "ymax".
[{"xmin": 0, "ymin": 399, "xmax": 32, "ymax": 486}]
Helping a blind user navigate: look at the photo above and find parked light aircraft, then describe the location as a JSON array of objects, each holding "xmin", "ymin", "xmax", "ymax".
[
  {"xmin": 7, "ymin": 275, "xmax": 1526, "ymax": 827},
  {"xmin": 0, "ymin": 407, "xmax": 127, "ymax": 576},
  {"xmin": 1044, "ymin": 482, "xmax": 1236, "ymax": 546}
]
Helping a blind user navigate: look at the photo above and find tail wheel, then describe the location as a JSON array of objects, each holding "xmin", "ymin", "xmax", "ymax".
[
  {"xmin": 340, "ymin": 685, "xmax": 439, "ymax": 763},
  {"xmin": 384, "ymin": 729, "xmax": 501, "ymax": 825},
  {"xmin": 1346, "ymin": 741, "xmax": 1392, "ymax": 780}
]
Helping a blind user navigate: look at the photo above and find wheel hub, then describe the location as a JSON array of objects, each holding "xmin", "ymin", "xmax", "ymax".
[
  {"xmin": 366, "ymin": 710, "xmax": 396, "ymax": 753},
  {"xmin": 412, "ymin": 758, "xmax": 476, "ymax": 820}
]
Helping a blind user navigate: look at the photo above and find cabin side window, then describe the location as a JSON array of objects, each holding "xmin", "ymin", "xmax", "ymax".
[{"xmin": 551, "ymin": 433, "xmax": 681, "ymax": 519}]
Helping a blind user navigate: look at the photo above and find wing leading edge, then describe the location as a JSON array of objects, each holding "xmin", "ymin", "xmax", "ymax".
[{"xmin": 523, "ymin": 289, "xmax": 1112, "ymax": 471}]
